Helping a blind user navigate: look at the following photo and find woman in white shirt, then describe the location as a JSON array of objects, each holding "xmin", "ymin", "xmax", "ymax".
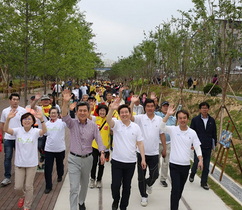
[
  {"xmin": 3, "ymin": 110, "xmax": 47, "ymax": 210},
  {"xmin": 44, "ymin": 107, "xmax": 66, "ymax": 194}
]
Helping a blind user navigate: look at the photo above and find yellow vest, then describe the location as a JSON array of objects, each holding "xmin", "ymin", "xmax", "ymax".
[{"xmin": 92, "ymin": 116, "xmax": 110, "ymax": 150}]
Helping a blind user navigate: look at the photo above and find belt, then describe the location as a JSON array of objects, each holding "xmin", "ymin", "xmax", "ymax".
[{"xmin": 70, "ymin": 152, "xmax": 92, "ymax": 158}]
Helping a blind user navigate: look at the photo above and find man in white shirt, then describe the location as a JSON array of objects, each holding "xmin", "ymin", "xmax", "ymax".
[
  {"xmin": 130, "ymin": 96, "xmax": 166, "ymax": 207},
  {"xmin": 106, "ymin": 98, "xmax": 146, "ymax": 210},
  {"xmin": 0, "ymin": 93, "xmax": 27, "ymax": 186},
  {"xmin": 161, "ymin": 106, "xmax": 203, "ymax": 210},
  {"xmin": 80, "ymin": 83, "xmax": 88, "ymax": 95},
  {"xmin": 54, "ymin": 83, "xmax": 62, "ymax": 97}
]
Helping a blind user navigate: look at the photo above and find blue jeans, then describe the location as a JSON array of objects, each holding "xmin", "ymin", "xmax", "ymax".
[
  {"xmin": 4, "ymin": 139, "xmax": 15, "ymax": 179},
  {"xmin": 191, "ymin": 148, "xmax": 211, "ymax": 184}
]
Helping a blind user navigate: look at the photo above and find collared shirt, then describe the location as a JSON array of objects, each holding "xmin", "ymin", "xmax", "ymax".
[
  {"xmin": 201, "ymin": 115, "xmax": 209, "ymax": 129},
  {"xmin": 134, "ymin": 114, "xmax": 163, "ymax": 155},
  {"xmin": 155, "ymin": 111, "xmax": 176, "ymax": 144},
  {"xmin": 62, "ymin": 115, "xmax": 105, "ymax": 156},
  {"xmin": 111, "ymin": 119, "xmax": 143, "ymax": 163},
  {"xmin": 160, "ymin": 121, "xmax": 201, "ymax": 165}
]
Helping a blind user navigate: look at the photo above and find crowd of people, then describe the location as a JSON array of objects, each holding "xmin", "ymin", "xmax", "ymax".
[{"xmin": 0, "ymin": 80, "xmax": 217, "ymax": 210}]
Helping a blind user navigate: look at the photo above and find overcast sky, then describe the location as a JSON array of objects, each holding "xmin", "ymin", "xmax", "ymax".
[{"xmin": 78, "ymin": 0, "xmax": 196, "ymax": 62}]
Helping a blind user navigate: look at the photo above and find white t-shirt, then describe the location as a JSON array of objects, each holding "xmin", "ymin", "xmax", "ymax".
[
  {"xmin": 112, "ymin": 119, "xmax": 143, "ymax": 163},
  {"xmin": 160, "ymin": 121, "xmax": 201, "ymax": 165},
  {"xmin": 80, "ymin": 86, "xmax": 88, "ymax": 95},
  {"xmin": 54, "ymin": 84, "xmax": 62, "ymax": 93},
  {"xmin": 13, "ymin": 127, "xmax": 40, "ymax": 167},
  {"xmin": 72, "ymin": 89, "xmax": 79, "ymax": 100},
  {"xmin": 0, "ymin": 106, "xmax": 27, "ymax": 140},
  {"xmin": 44, "ymin": 119, "xmax": 66, "ymax": 152},
  {"xmin": 134, "ymin": 114, "xmax": 163, "ymax": 155}
]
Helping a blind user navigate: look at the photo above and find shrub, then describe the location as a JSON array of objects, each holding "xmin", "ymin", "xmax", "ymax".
[{"xmin": 203, "ymin": 83, "xmax": 222, "ymax": 96}]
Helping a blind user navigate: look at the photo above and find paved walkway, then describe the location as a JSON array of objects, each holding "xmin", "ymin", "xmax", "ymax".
[
  {"xmin": 0, "ymin": 87, "xmax": 240, "ymax": 209},
  {"xmin": 54, "ymin": 157, "xmax": 231, "ymax": 210}
]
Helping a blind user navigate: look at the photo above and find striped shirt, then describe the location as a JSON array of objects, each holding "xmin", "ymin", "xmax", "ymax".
[{"xmin": 62, "ymin": 115, "xmax": 105, "ymax": 156}]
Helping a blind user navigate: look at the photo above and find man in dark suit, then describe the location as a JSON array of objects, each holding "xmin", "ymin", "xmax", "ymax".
[{"xmin": 189, "ymin": 102, "xmax": 217, "ymax": 190}]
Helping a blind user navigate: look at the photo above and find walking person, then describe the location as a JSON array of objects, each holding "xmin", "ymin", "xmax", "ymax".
[
  {"xmin": 89, "ymin": 104, "xmax": 110, "ymax": 188},
  {"xmin": 0, "ymin": 93, "xmax": 26, "ymax": 186},
  {"xmin": 155, "ymin": 101, "xmax": 176, "ymax": 187},
  {"xmin": 160, "ymin": 106, "xmax": 203, "ymax": 210},
  {"xmin": 3, "ymin": 110, "xmax": 47, "ymax": 210},
  {"xmin": 189, "ymin": 102, "xmax": 217, "ymax": 190},
  {"xmin": 61, "ymin": 89, "xmax": 106, "ymax": 210},
  {"xmin": 44, "ymin": 107, "xmax": 66, "ymax": 194},
  {"xmin": 106, "ymin": 98, "xmax": 146, "ymax": 210},
  {"xmin": 130, "ymin": 96, "xmax": 166, "ymax": 207}
]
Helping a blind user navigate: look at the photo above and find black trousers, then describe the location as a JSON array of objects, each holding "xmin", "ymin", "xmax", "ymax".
[
  {"xmin": 170, "ymin": 163, "xmax": 190, "ymax": 210},
  {"xmin": 44, "ymin": 150, "xmax": 65, "ymax": 189},
  {"xmin": 111, "ymin": 159, "xmax": 136, "ymax": 210},
  {"xmin": 91, "ymin": 147, "xmax": 106, "ymax": 181},
  {"xmin": 137, "ymin": 153, "xmax": 159, "ymax": 198}
]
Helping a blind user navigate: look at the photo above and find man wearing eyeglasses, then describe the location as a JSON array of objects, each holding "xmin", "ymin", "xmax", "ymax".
[
  {"xmin": 189, "ymin": 102, "xmax": 217, "ymax": 190},
  {"xmin": 0, "ymin": 93, "xmax": 26, "ymax": 186}
]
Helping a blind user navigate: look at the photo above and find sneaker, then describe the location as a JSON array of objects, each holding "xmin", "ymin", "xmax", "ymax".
[
  {"xmin": 96, "ymin": 181, "xmax": 102, "ymax": 188},
  {"xmin": 189, "ymin": 173, "xmax": 195, "ymax": 183},
  {"xmin": 141, "ymin": 197, "xmax": 148, "ymax": 206},
  {"xmin": 1, "ymin": 178, "xmax": 11, "ymax": 186},
  {"xmin": 89, "ymin": 178, "xmax": 95, "ymax": 188},
  {"xmin": 18, "ymin": 198, "xmax": 25, "ymax": 208},
  {"xmin": 146, "ymin": 184, "xmax": 152, "ymax": 194},
  {"xmin": 201, "ymin": 183, "xmax": 209, "ymax": 190},
  {"xmin": 160, "ymin": 180, "xmax": 168, "ymax": 187}
]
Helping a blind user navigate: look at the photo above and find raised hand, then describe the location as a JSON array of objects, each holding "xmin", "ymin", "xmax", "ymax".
[
  {"xmin": 35, "ymin": 109, "xmax": 43, "ymax": 120},
  {"xmin": 150, "ymin": 92, "xmax": 156, "ymax": 100},
  {"xmin": 167, "ymin": 104, "xmax": 176, "ymax": 116},
  {"xmin": 131, "ymin": 95, "xmax": 139, "ymax": 103},
  {"xmin": 7, "ymin": 109, "xmax": 18, "ymax": 119},
  {"xmin": 35, "ymin": 92, "xmax": 41, "ymax": 101},
  {"xmin": 62, "ymin": 89, "xmax": 72, "ymax": 102},
  {"xmin": 69, "ymin": 102, "xmax": 77, "ymax": 111},
  {"xmin": 110, "ymin": 97, "xmax": 120, "ymax": 110},
  {"xmin": 119, "ymin": 86, "xmax": 124, "ymax": 93}
]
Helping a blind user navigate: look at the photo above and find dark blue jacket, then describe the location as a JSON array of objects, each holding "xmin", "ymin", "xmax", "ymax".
[{"xmin": 190, "ymin": 114, "xmax": 217, "ymax": 149}]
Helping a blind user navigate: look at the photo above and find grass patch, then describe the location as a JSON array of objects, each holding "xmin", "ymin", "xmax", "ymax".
[{"xmin": 192, "ymin": 163, "xmax": 242, "ymax": 210}]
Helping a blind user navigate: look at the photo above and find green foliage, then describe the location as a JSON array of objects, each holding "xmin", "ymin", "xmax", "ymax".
[{"xmin": 203, "ymin": 83, "xmax": 222, "ymax": 96}]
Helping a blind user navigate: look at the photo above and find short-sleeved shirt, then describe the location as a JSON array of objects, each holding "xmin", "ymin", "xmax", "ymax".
[
  {"xmin": 45, "ymin": 119, "xmax": 66, "ymax": 152},
  {"xmin": 13, "ymin": 127, "xmax": 40, "ymax": 167},
  {"xmin": 62, "ymin": 115, "xmax": 105, "ymax": 155},
  {"xmin": 134, "ymin": 114, "xmax": 163, "ymax": 155},
  {"xmin": 111, "ymin": 119, "xmax": 143, "ymax": 163},
  {"xmin": 155, "ymin": 111, "xmax": 176, "ymax": 144},
  {"xmin": 0, "ymin": 106, "xmax": 27, "ymax": 140},
  {"xmin": 160, "ymin": 121, "xmax": 201, "ymax": 165}
]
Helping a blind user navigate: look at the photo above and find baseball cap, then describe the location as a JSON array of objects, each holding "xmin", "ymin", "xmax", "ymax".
[
  {"xmin": 161, "ymin": 101, "xmax": 169, "ymax": 106},
  {"xmin": 41, "ymin": 95, "xmax": 50, "ymax": 100},
  {"xmin": 30, "ymin": 96, "xmax": 35, "ymax": 100}
]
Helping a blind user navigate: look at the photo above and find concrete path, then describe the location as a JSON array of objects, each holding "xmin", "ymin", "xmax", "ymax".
[{"xmin": 54, "ymin": 157, "xmax": 230, "ymax": 210}]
